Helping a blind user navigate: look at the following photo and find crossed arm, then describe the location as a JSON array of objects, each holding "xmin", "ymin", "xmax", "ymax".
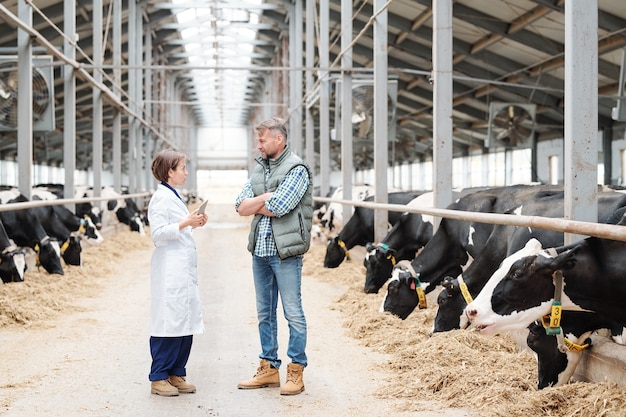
[{"xmin": 236, "ymin": 192, "xmax": 275, "ymax": 217}]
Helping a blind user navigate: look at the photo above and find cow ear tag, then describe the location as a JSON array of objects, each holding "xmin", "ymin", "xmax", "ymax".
[
  {"xmin": 414, "ymin": 273, "xmax": 427, "ymax": 309},
  {"xmin": 546, "ymin": 270, "xmax": 564, "ymax": 336}
]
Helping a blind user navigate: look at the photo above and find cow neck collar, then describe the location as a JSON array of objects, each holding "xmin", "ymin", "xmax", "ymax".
[
  {"xmin": 337, "ymin": 239, "xmax": 351, "ymax": 261},
  {"xmin": 161, "ymin": 181, "xmax": 183, "ymax": 201}
]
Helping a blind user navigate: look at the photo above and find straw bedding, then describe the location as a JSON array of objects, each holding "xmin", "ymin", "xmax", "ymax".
[
  {"xmin": 0, "ymin": 230, "xmax": 152, "ymax": 328},
  {"xmin": 303, "ymin": 243, "xmax": 626, "ymax": 417},
  {"xmin": 2, "ymin": 227, "xmax": 625, "ymax": 416}
]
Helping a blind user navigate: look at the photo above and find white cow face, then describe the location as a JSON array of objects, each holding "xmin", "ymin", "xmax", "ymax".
[{"xmin": 463, "ymin": 238, "xmax": 552, "ymax": 336}]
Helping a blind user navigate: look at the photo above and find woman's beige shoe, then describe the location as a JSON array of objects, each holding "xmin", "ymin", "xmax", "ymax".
[
  {"xmin": 168, "ymin": 375, "xmax": 197, "ymax": 393},
  {"xmin": 151, "ymin": 379, "xmax": 179, "ymax": 396}
]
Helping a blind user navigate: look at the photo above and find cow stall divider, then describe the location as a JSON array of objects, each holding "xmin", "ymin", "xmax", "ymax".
[{"xmin": 314, "ymin": 195, "xmax": 626, "ymax": 387}]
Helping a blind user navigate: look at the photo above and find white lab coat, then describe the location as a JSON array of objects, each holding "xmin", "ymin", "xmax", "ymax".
[{"xmin": 148, "ymin": 183, "xmax": 205, "ymax": 337}]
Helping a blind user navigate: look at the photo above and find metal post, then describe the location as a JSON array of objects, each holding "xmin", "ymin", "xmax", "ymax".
[
  {"xmin": 341, "ymin": 0, "xmax": 353, "ymax": 226},
  {"xmin": 373, "ymin": 0, "xmax": 388, "ymax": 242},
  {"xmin": 305, "ymin": 0, "xmax": 315, "ymax": 173},
  {"xmin": 17, "ymin": 0, "xmax": 32, "ymax": 198},
  {"xmin": 432, "ymin": 0, "xmax": 454, "ymax": 229},
  {"xmin": 113, "ymin": 0, "xmax": 122, "ymax": 190},
  {"xmin": 63, "ymin": 0, "xmax": 76, "ymax": 205},
  {"xmin": 319, "ymin": 0, "xmax": 330, "ymax": 198},
  {"xmin": 92, "ymin": 0, "xmax": 103, "ymax": 197},
  {"xmin": 564, "ymin": 0, "xmax": 598, "ymax": 244}
]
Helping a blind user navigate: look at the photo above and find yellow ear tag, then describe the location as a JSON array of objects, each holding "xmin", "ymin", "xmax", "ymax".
[{"xmin": 414, "ymin": 273, "xmax": 427, "ymax": 309}]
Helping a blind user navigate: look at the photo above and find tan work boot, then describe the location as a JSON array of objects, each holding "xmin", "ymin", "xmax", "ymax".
[
  {"xmin": 237, "ymin": 359, "xmax": 280, "ymax": 389},
  {"xmin": 151, "ymin": 379, "xmax": 179, "ymax": 396},
  {"xmin": 280, "ymin": 363, "xmax": 305, "ymax": 395},
  {"xmin": 168, "ymin": 375, "xmax": 196, "ymax": 394}
]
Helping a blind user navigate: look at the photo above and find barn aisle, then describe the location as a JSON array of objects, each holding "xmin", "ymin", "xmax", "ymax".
[{"xmin": 0, "ymin": 196, "xmax": 471, "ymax": 417}]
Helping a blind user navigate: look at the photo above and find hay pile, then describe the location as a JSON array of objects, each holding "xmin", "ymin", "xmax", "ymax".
[
  {"xmin": 0, "ymin": 230, "xmax": 152, "ymax": 328},
  {"xmin": 303, "ymin": 243, "xmax": 626, "ymax": 417}
]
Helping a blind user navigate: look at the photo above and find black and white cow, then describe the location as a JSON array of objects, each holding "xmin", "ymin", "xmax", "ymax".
[
  {"xmin": 323, "ymin": 191, "xmax": 423, "ymax": 268},
  {"xmin": 87, "ymin": 186, "xmax": 146, "ymax": 235},
  {"xmin": 381, "ymin": 184, "xmax": 563, "ymax": 319},
  {"xmin": 30, "ymin": 201, "xmax": 83, "ymax": 266},
  {"xmin": 432, "ymin": 188, "xmax": 626, "ymax": 333},
  {"xmin": 362, "ymin": 192, "xmax": 436, "ymax": 293},
  {"xmin": 32, "ymin": 187, "xmax": 104, "ymax": 246},
  {"xmin": 527, "ymin": 311, "xmax": 625, "ymax": 389},
  {"xmin": 0, "ymin": 218, "xmax": 26, "ymax": 283},
  {"xmin": 0, "ymin": 192, "xmax": 64, "ymax": 275},
  {"xmin": 34, "ymin": 183, "xmax": 103, "ymax": 230},
  {"xmin": 313, "ymin": 185, "xmax": 374, "ymax": 241},
  {"xmin": 464, "ymin": 233, "xmax": 626, "ymax": 337}
]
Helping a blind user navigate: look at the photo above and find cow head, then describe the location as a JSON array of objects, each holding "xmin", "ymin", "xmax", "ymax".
[
  {"xmin": 432, "ymin": 276, "xmax": 470, "ymax": 333},
  {"xmin": 36, "ymin": 236, "xmax": 65, "ymax": 275},
  {"xmin": 80, "ymin": 216, "xmax": 104, "ymax": 244},
  {"xmin": 60, "ymin": 236, "xmax": 82, "ymax": 266},
  {"xmin": 363, "ymin": 242, "xmax": 397, "ymax": 293},
  {"xmin": 76, "ymin": 193, "xmax": 102, "ymax": 230},
  {"xmin": 464, "ymin": 238, "xmax": 560, "ymax": 336},
  {"xmin": 526, "ymin": 320, "xmax": 570, "ymax": 389},
  {"xmin": 324, "ymin": 236, "xmax": 349, "ymax": 268},
  {"xmin": 526, "ymin": 316, "xmax": 595, "ymax": 390},
  {"xmin": 381, "ymin": 266, "xmax": 423, "ymax": 320},
  {"xmin": 0, "ymin": 245, "xmax": 26, "ymax": 283}
]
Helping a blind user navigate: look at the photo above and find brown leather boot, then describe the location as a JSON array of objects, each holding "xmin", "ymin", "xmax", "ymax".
[
  {"xmin": 151, "ymin": 379, "xmax": 179, "ymax": 396},
  {"xmin": 237, "ymin": 359, "xmax": 280, "ymax": 389},
  {"xmin": 280, "ymin": 363, "xmax": 305, "ymax": 395},
  {"xmin": 168, "ymin": 375, "xmax": 196, "ymax": 393}
]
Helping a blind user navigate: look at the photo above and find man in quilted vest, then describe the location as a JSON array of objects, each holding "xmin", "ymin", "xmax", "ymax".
[{"xmin": 235, "ymin": 117, "xmax": 313, "ymax": 395}]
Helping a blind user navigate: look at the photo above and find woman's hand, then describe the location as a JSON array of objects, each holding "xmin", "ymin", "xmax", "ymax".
[{"xmin": 181, "ymin": 209, "xmax": 208, "ymax": 229}]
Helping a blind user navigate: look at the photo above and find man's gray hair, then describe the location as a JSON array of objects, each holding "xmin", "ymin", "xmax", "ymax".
[{"xmin": 255, "ymin": 117, "xmax": 288, "ymax": 141}]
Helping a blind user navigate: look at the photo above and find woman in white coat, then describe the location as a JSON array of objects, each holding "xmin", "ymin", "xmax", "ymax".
[{"xmin": 147, "ymin": 149, "xmax": 207, "ymax": 397}]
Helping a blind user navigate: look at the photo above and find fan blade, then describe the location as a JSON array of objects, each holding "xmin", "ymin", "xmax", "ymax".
[{"xmin": 496, "ymin": 127, "xmax": 514, "ymax": 143}]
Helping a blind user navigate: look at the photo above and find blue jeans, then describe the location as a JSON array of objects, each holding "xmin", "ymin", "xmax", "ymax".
[{"xmin": 252, "ymin": 254, "xmax": 307, "ymax": 369}]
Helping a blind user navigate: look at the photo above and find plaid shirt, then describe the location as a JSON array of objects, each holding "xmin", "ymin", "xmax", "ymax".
[{"xmin": 236, "ymin": 165, "xmax": 309, "ymax": 257}]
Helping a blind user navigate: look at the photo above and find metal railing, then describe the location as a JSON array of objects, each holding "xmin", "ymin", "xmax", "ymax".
[
  {"xmin": 0, "ymin": 192, "xmax": 151, "ymax": 212},
  {"xmin": 314, "ymin": 196, "xmax": 626, "ymax": 243}
]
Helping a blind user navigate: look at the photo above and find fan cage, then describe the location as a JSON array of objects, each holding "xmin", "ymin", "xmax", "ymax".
[
  {"xmin": 332, "ymin": 78, "xmax": 398, "ymax": 142},
  {"xmin": 486, "ymin": 102, "xmax": 536, "ymax": 149},
  {"xmin": 0, "ymin": 55, "xmax": 55, "ymax": 132}
]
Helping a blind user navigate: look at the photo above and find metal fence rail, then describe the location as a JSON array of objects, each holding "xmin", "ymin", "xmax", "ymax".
[
  {"xmin": 314, "ymin": 196, "xmax": 626, "ymax": 243},
  {"xmin": 0, "ymin": 192, "xmax": 151, "ymax": 212}
]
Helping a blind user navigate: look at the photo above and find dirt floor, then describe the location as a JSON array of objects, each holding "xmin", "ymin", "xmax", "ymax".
[
  {"xmin": 2, "ymin": 187, "xmax": 626, "ymax": 417},
  {"xmin": 0, "ymin": 198, "xmax": 471, "ymax": 417}
]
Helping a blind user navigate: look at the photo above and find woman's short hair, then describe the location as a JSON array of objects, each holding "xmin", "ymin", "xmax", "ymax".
[
  {"xmin": 255, "ymin": 117, "xmax": 288, "ymax": 142},
  {"xmin": 151, "ymin": 149, "xmax": 186, "ymax": 182}
]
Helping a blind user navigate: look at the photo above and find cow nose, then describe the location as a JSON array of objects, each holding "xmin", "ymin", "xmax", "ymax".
[{"xmin": 465, "ymin": 305, "xmax": 477, "ymax": 321}]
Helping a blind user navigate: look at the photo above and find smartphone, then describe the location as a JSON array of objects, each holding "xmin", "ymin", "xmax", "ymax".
[{"xmin": 197, "ymin": 199, "xmax": 208, "ymax": 215}]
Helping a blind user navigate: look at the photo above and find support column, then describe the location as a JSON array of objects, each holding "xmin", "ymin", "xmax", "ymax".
[
  {"xmin": 341, "ymin": 0, "xmax": 353, "ymax": 224},
  {"xmin": 112, "ymin": 0, "xmax": 122, "ymax": 190},
  {"xmin": 432, "ymin": 0, "xmax": 453, "ymax": 229},
  {"xmin": 63, "ymin": 0, "xmax": 77, "ymax": 204},
  {"xmin": 564, "ymin": 0, "xmax": 598, "ymax": 244},
  {"xmin": 373, "ymin": 0, "xmax": 388, "ymax": 242},
  {"xmin": 319, "ymin": 0, "xmax": 330, "ymax": 198},
  {"xmin": 17, "ymin": 0, "xmax": 33, "ymax": 198},
  {"xmin": 92, "ymin": 0, "xmax": 103, "ymax": 197},
  {"xmin": 304, "ymin": 0, "xmax": 315, "ymax": 173}
]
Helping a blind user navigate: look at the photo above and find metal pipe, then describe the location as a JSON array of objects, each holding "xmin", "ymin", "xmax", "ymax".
[
  {"xmin": 314, "ymin": 196, "xmax": 626, "ymax": 243},
  {"xmin": 0, "ymin": 192, "xmax": 151, "ymax": 212}
]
